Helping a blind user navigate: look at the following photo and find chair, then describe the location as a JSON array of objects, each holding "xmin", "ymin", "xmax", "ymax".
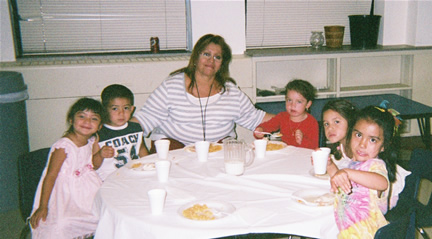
[
  {"xmin": 409, "ymin": 148, "xmax": 432, "ymax": 239},
  {"xmin": 375, "ymin": 208, "xmax": 415, "ymax": 239},
  {"xmin": 384, "ymin": 148, "xmax": 432, "ymax": 239},
  {"xmin": 17, "ymin": 148, "xmax": 50, "ymax": 239}
]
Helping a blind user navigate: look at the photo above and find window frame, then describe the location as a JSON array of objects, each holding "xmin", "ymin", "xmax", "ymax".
[{"xmin": 8, "ymin": 0, "xmax": 192, "ymax": 58}]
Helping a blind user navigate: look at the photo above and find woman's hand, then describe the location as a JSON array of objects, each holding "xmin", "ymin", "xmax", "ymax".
[
  {"xmin": 330, "ymin": 169, "xmax": 352, "ymax": 194},
  {"xmin": 294, "ymin": 129, "xmax": 303, "ymax": 145},
  {"xmin": 30, "ymin": 207, "xmax": 48, "ymax": 229}
]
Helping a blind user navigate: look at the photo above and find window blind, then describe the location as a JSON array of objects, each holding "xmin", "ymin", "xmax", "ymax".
[
  {"xmin": 15, "ymin": 0, "xmax": 188, "ymax": 55},
  {"xmin": 246, "ymin": 0, "xmax": 371, "ymax": 48}
]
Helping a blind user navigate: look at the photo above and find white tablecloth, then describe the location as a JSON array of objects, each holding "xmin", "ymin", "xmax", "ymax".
[{"xmin": 93, "ymin": 145, "xmax": 339, "ymax": 239}]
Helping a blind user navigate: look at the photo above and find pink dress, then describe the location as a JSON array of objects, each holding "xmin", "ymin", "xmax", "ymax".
[
  {"xmin": 31, "ymin": 137, "xmax": 102, "ymax": 239},
  {"xmin": 334, "ymin": 158, "xmax": 389, "ymax": 238}
]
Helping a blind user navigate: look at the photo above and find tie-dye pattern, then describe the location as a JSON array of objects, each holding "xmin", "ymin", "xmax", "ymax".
[{"xmin": 334, "ymin": 158, "xmax": 389, "ymax": 238}]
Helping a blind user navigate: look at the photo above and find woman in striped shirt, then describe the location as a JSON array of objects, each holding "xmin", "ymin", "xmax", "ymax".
[{"xmin": 132, "ymin": 34, "xmax": 273, "ymax": 151}]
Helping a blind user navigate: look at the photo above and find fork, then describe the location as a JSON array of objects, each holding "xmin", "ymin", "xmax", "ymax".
[{"xmin": 254, "ymin": 131, "xmax": 272, "ymax": 135}]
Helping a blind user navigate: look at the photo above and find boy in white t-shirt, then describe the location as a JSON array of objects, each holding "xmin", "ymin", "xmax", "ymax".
[{"xmin": 93, "ymin": 84, "xmax": 148, "ymax": 180}]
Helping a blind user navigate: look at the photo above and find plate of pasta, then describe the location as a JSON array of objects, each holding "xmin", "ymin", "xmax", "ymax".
[
  {"xmin": 184, "ymin": 143, "xmax": 223, "ymax": 153},
  {"xmin": 127, "ymin": 160, "xmax": 156, "ymax": 172},
  {"xmin": 178, "ymin": 201, "xmax": 235, "ymax": 221},
  {"xmin": 266, "ymin": 141, "xmax": 287, "ymax": 151}
]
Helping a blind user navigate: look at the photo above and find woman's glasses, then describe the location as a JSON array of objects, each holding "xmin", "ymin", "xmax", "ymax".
[{"xmin": 200, "ymin": 52, "xmax": 222, "ymax": 62}]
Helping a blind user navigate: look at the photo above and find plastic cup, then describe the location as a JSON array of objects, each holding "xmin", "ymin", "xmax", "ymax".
[
  {"xmin": 155, "ymin": 160, "xmax": 171, "ymax": 182},
  {"xmin": 312, "ymin": 148, "xmax": 330, "ymax": 175},
  {"xmin": 147, "ymin": 188, "xmax": 167, "ymax": 215},
  {"xmin": 155, "ymin": 139, "xmax": 170, "ymax": 159},
  {"xmin": 195, "ymin": 141, "xmax": 210, "ymax": 162},
  {"xmin": 254, "ymin": 139, "xmax": 268, "ymax": 159}
]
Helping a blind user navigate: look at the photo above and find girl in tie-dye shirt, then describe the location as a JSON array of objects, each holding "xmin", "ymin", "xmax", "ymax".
[{"xmin": 326, "ymin": 106, "xmax": 398, "ymax": 239}]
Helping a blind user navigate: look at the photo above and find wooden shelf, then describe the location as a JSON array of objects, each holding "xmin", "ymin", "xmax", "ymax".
[{"xmin": 250, "ymin": 45, "xmax": 432, "ymax": 103}]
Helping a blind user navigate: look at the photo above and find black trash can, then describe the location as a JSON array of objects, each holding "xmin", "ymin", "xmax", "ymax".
[
  {"xmin": 349, "ymin": 15, "xmax": 381, "ymax": 49},
  {"xmin": 0, "ymin": 71, "xmax": 29, "ymax": 212}
]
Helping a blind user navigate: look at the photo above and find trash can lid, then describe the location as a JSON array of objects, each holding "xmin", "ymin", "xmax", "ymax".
[{"xmin": 0, "ymin": 71, "xmax": 27, "ymax": 94}]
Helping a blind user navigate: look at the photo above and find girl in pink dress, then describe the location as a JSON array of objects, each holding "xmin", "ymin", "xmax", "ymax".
[
  {"xmin": 30, "ymin": 98, "xmax": 105, "ymax": 239},
  {"xmin": 326, "ymin": 106, "xmax": 398, "ymax": 238}
]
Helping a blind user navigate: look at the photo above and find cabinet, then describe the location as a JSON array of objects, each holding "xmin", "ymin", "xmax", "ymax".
[{"xmin": 247, "ymin": 45, "xmax": 432, "ymax": 103}]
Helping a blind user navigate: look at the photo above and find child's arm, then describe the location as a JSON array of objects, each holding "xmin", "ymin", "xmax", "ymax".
[
  {"xmin": 253, "ymin": 126, "xmax": 266, "ymax": 139},
  {"xmin": 261, "ymin": 112, "xmax": 275, "ymax": 123},
  {"xmin": 138, "ymin": 138, "xmax": 149, "ymax": 157},
  {"xmin": 326, "ymin": 158, "xmax": 339, "ymax": 177},
  {"xmin": 254, "ymin": 113, "xmax": 281, "ymax": 139},
  {"xmin": 30, "ymin": 148, "xmax": 66, "ymax": 229},
  {"xmin": 92, "ymin": 143, "xmax": 115, "ymax": 170},
  {"xmin": 92, "ymin": 136, "xmax": 114, "ymax": 169},
  {"xmin": 331, "ymin": 168, "xmax": 388, "ymax": 194}
]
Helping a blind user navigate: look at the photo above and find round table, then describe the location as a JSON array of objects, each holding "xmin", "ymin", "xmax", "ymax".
[{"xmin": 93, "ymin": 144, "xmax": 338, "ymax": 239}]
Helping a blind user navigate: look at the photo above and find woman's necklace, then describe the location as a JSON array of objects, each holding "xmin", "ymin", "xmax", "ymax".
[{"xmin": 195, "ymin": 81, "xmax": 214, "ymax": 141}]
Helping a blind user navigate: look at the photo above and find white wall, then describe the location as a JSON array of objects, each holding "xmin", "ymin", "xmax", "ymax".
[
  {"xmin": 1, "ymin": 55, "xmax": 253, "ymax": 150},
  {"xmin": 191, "ymin": 0, "xmax": 246, "ymax": 54},
  {"xmin": 414, "ymin": 0, "xmax": 432, "ymax": 46},
  {"xmin": 0, "ymin": 0, "xmax": 15, "ymax": 61}
]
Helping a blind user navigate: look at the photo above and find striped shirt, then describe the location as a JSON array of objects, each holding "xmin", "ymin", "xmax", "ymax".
[{"xmin": 134, "ymin": 73, "xmax": 265, "ymax": 145}]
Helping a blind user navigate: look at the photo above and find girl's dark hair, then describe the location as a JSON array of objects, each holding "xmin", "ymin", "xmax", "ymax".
[
  {"xmin": 322, "ymin": 99, "xmax": 358, "ymax": 159},
  {"xmin": 347, "ymin": 105, "xmax": 398, "ymax": 184},
  {"xmin": 170, "ymin": 34, "xmax": 236, "ymax": 93},
  {"xmin": 285, "ymin": 79, "xmax": 317, "ymax": 103},
  {"xmin": 65, "ymin": 98, "xmax": 105, "ymax": 135}
]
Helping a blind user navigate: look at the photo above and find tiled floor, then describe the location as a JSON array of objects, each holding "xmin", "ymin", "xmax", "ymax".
[{"xmin": 0, "ymin": 136, "xmax": 429, "ymax": 239}]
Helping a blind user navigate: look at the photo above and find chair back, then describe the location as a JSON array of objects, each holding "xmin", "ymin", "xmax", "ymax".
[
  {"xmin": 375, "ymin": 208, "xmax": 415, "ymax": 239},
  {"xmin": 409, "ymin": 148, "xmax": 432, "ymax": 238},
  {"xmin": 17, "ymin": 148, "xmax": 50, "ymax": 221}
]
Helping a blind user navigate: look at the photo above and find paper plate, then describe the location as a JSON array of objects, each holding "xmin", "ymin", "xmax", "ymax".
[
  {"xmin": 291, "ymin": 189, "xmax": 334, "ymax": 207},
  {"xmin": 308, "ymin": 168, "xmax": 330, "ymax": 180}
]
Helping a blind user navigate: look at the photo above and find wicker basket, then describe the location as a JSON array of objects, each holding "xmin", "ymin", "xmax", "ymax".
[{"xmin": 324, "ymin": 26, "xmax": 345, "ymax": 48}]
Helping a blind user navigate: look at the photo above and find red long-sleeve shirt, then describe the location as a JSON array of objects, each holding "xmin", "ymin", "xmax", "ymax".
[{"xmin": 257, "ymin": 111, "xmax": 319, "ymax": 149}]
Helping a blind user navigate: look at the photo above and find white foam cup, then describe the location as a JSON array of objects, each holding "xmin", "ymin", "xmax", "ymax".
[
  {"xmin": 147, "ymin": 188, "xmax": 167, "ymax": 215},
  {"xmin": 254, "ymin": 139, "xmax": 268, "ymax": 159},
  {"xmin": 312, "ymin": 149, "xmax": 330, "ymax": 175},
  {"xmin": 195, "ymin": 141, "xmax": 210, "ymax": 162},
  {"xmin": 155, "ymin": 160, "xmax": 171, "ymax": 182},
  {"xmin": 319, "ymin": 147, "xmax": 331, "ymax": 154},
  {"xmin": 155, "ymin": 139, "xmax": 170, "ymax": 159}
]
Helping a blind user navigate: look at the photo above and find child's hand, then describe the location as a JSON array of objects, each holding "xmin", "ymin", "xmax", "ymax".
[
  {"xmin": 99, "ymin": 146, "xmax": 115, "ymax": 158},
  {"xmin": 253, "ymin": 127, "xmax": 265, "ymax": 139},
  {"xmin": 330, "ymin": 169, "xmax": 352, "ymax": 194},
  {"xmin": 30, "ymin": 207, "xmax": 48, "ymax": 229},
  {"xmin": 294, "ymin": 129, "xmax": 303, "ymax": 145}
]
